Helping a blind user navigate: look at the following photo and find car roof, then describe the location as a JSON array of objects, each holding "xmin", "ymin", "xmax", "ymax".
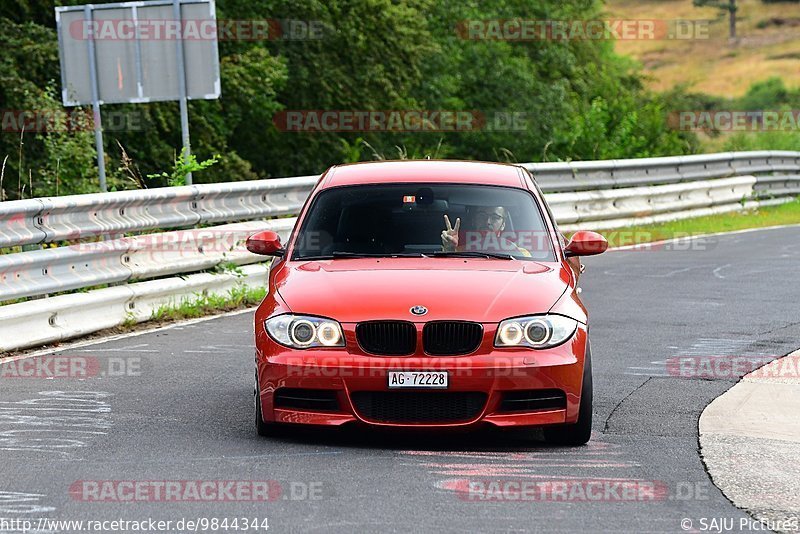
[{"xmin": 321, "ymin": 160, "xmax": 528, "ymax": 188}]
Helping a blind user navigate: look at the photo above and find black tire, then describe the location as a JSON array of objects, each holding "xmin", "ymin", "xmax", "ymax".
[
  {"xmin": 543, "ymin": 343, "xmax": 593, "ymax": 446},
  {"xmin": 255, "ymin": 372, "xmax": 276, "ymax": 437}
]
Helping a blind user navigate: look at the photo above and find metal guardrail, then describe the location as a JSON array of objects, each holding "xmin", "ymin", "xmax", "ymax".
[
  {"xmin": 0, "ymin": 263, "xmax": 271, "ymax": 350},
  {"xmin": 0, "ymin": 219, "xmax": 296, "ymax": 301},
  {"xmin": 524, "ymin": 150, "xmax": 800, "ymax": 192},
  {"xmin": 0, "ymin": 151, "xmax": 798, "ymax": 352},
  {"xmin": 549, "ymin": 175, "xmax": 758, "ymax": 231},
  {"xmin": 1, "ymin": 152, "xmax": 798, "ymax": 250},
  {"xmin": 0, "ymin": 175, "xmax": 317, "ymax": 248}
]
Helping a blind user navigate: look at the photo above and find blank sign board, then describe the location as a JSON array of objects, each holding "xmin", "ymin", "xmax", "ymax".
[{"xmin": 55, "ymin": 0, "xmax": 221, "ymax": 106}]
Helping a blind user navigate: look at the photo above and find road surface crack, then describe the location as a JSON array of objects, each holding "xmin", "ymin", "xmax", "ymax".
[
  {"xmin": 756, "ymin": 320, "xmax": 800, "ymax": 337},
  {"xmin": 601, "ymin": 377, "xmax": 652, "ymax": 435}
]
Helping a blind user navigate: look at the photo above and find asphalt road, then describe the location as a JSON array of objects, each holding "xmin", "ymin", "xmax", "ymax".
[{"xmin": 1, "ymin": 226, "xmax": 798, "ymax": 534}]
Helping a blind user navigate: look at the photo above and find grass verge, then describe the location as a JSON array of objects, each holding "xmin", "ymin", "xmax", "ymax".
[
  {"xmin": 597, "ymin": 197, "xmax": 800, "ymax": 248},
  {"xmin": 146, "ymin": 285, "xmax": 267, "ymax": 324}
]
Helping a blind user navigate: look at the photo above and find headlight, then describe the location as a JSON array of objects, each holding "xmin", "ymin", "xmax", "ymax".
[
  {"xmin": 494, "ymin": 315, "xmax": 578, "ymax": 349},
  {"xmin": 265, "ymin": 314, "xmax": 345, "ymax": 349}
]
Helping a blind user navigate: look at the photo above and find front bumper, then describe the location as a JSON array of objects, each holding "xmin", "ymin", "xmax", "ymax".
[{"xmin": 256, "ymin": 325, "xmax": 588, "ymax": 429}]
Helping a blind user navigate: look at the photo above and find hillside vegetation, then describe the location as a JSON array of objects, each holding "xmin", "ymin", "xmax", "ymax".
[{"xmin": 607, "ymin": 0, "xmax": 800, "ymax": 97}]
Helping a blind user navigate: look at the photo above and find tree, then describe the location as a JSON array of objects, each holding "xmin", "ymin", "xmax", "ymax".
[{"xmin": 693, "ymin": 0, "xmax": 738, "ymax": 40}]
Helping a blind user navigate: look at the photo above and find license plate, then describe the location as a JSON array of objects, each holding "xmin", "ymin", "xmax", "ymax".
[{"xmin": 388, "ymin": 371, "xmax": 448, "ymax": 389}]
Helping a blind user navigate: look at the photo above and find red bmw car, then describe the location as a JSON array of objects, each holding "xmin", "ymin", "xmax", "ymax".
[{"xmin": 248, "ymin": 160, "xmax": 607, "ymax": 445}]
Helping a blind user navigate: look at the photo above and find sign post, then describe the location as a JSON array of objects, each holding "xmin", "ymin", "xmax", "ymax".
[
  {"xmin": 82, "ymin": 5, "xmax": 107, "ymax": 192},
  {"xmin": 55, "ymin": 0, "xmax": 221, "ymax": 191},
  {"xmin": 172, "ymin": 0, "xmax": 192, "ymax": 184}
]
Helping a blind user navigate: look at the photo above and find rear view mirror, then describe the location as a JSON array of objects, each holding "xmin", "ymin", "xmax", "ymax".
[{"xmin": 564, "ymin": 231, "xmax": 608, "ymax": 257}]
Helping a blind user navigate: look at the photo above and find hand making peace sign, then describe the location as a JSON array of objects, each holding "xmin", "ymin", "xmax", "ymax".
[{"xmin": 440, "ymin": 214, "xmax": 461, "ymax": 251}]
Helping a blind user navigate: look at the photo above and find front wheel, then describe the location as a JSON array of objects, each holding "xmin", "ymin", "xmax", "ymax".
[{"xmin": 543, "ymin": 343, "xmax": 593, "ymax": 446}]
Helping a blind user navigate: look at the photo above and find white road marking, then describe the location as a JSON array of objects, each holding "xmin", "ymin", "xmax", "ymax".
[
  {"xmin": 648, "ymin": 265, "xmax": 711, "ymax": 278},
  {"xmin": 79, "ymin": 343, "xmax": 158, "ymax": 353},
  {"xmin": 712, "ymin": 264, "xmax": 731, "ymax": 279},
  {"xmin": 624, "ymin": 338, "xmax": 774, "ymax": 377},
  {"xmin": 0, "ymin": 392, "xmax": 111, "ymax": 457}
]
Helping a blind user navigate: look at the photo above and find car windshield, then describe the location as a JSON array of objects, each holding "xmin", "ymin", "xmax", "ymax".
[{"xmin": 291, "ymin": 183, "xmax": 556, "ymax": 261}]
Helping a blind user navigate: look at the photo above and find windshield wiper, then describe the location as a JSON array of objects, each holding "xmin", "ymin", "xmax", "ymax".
[
  {"xmin": 430, "ymin": 251, "xmax": 514, "ymax": 260},
  {"xmin": 332, "ymin": 252, "xmax": 428, "ymax": 258},
  {"xmin": 294, "ymin": 255, "xmax": 335, "ymax": 260},
  {"xmin": 296, "ymin": 252, "xmax": 428, "ymax": 260}
]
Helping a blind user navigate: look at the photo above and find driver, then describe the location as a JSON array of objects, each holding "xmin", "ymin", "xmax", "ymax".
[
  {"xmin": 441, "ymin": 207, "xmax": 584, "ymax": 280},
  {"xmin": 441, "ymin": 206, "xmax": 531, "ymax": 257}
]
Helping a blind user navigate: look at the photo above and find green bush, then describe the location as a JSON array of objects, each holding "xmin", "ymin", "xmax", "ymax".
[
  {"xmin": 735, "ymin": 78, "xmax": 800, "ymax": 110},
  {"xmin": 724, "ymin": 131, "xmax": 800, "ymax": 152}
]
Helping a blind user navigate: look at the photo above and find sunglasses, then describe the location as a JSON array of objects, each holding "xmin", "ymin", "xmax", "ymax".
[{"xmin": 474, "ymin": 210, "xmax": 505, "ymax": 223}]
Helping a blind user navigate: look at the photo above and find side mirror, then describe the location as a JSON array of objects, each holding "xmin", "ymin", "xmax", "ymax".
[
  {"xmin": 246, "ymin": 230, "xmax": 284, "ymax": 256},
  {"xmin": 564, "ymin": 230, "xmax": 608, "ymax": 257}
]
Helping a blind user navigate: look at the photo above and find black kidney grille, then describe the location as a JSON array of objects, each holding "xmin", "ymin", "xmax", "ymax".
[
  {"xmin": 356, "ymin": 321, "xmax": 416, "ymax": 356},
  {"xmin": 423, "ymin": 321, "xmax": 483, "ymax": 355},
  {"xmin": 498, "ymin": 389, "xmax": 567, "ymax": 413},
  {"xmin": 350, "ymin": 391, "xmax": 487, "ymax": 423}
]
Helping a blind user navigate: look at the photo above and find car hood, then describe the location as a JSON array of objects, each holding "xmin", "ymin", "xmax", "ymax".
[{"xmin": 274, "ymin": 258, "xmax": 571, "ymax": 323}]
